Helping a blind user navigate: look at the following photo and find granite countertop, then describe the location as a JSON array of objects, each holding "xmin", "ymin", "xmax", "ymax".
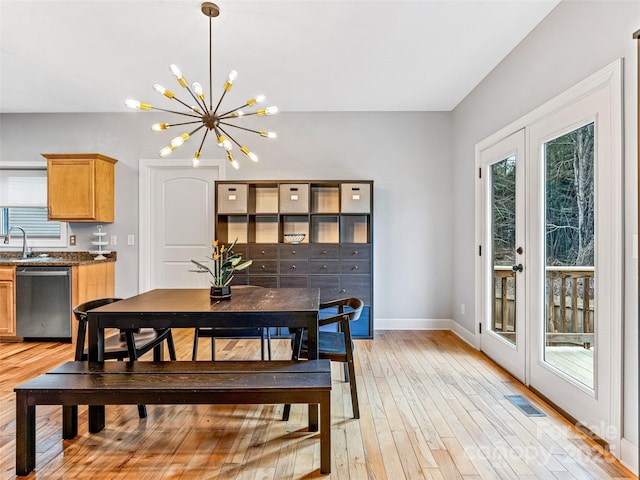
[{"xmin": 0, "ymin": 251, "xmax": 117, "ymax": 266}]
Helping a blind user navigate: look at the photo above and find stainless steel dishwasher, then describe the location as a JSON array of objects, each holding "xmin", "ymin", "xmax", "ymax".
[{"xmin": 15, "ymin": 266, "xmax": 72, "ymax": 340}]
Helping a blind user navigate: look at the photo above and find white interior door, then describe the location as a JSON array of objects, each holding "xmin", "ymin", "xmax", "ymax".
[
  {"xmin": 139, "ymin": 159, "xmax": 223, "ymax": 292},
  {"xmin": 479, "ymin": 129, "xmax": 527, "ymax": 382}
]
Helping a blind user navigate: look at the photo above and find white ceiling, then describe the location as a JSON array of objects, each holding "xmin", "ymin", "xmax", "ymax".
[{"xmin": 0, "ymin": 0, "xmax": 560, "ymax": 113}]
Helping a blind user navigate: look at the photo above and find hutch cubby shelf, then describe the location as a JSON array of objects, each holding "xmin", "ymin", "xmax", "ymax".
[{"xmin": 215, "ymin": 180, "xmax": 374, "ymax": 338}]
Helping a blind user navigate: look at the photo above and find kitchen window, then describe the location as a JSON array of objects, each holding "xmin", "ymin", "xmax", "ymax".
[{"xmin": 0, "ymin": 168, "xmax": 67, "ymax": 247}]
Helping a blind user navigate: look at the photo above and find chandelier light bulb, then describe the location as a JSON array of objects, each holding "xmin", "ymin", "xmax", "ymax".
[
  {"xmin": 217, "ymin": 135, "xmax": 233, "ymax": 151},
  {"xmin": 192, "ymin": 82, "xmax": 205, "ymax": 99},
  {"xmin": 257, "ymin": 106, "xmax": 278, "ymax": 116},
  {"xmin": 152, "ymin": 123, "xmax": 169, "ymax": 131},
  {"xmin": 226, "ymin": 152, "xmax": 239, "ymax": 170},
  {"xmin": 159, "ymin": 146, "xmax": 175, "ymax": 157},
  {"xmin": 192, "ymin": 151, "xmax": 201, "ymax": 167},
  {"xmin": 231, "ymin": 110, "xmax": 244, "ymax": 118},
  {"xmin": 153, "ymin": 84, "xmax": 175, "ymax": 99},
  {"xmin": 259, "ymin": 130, "xmax": 277, "ymax": 139},
  {"xmin": 247, "ymin": 95, "xmax": 265, "ymax": 106},
  {"xmin": 241, "ymin": 146, "xmax": 258, "ymax": 162},
  {"xmin": 169, "ymin": 64, "xmax": 188, "ymax": 87},
  {"xmin": 170, "ymin": 133, "xmax": 190, "ymax": 148},
  {"xmin": 125, "ymin": 99, "xmax": 151, "ymax": 110},
  {"xmin": 224, "ymin": 70, "xmax": 238, "ymax": 91}
]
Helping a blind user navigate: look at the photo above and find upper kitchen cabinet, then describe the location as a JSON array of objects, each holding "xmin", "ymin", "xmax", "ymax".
[{"xmin": 43, "ymin": 153, "xmax": 117, "ymax": 222}]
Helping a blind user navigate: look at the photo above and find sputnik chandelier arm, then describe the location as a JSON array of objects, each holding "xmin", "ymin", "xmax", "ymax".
[{"xmin": 124, "ymin": 1, "xmax": 277, "ymax": 169}]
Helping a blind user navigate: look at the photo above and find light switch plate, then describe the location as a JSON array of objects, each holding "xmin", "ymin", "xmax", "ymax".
[{"xmin": 127, "ymin": 235, "xmax": 135, "ymax": 246}]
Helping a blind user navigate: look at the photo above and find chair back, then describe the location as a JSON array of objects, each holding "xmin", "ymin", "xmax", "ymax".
[
  {"xmin": 319, "ymin": 297, "xmax": 363, "ymax": 325},
  {"xmin": 73, "ymin": 298, "xmax": 122, "ymax": 361}
]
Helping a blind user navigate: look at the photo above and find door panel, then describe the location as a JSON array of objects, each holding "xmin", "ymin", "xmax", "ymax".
[
  {"xmin": 480, "ymin": 130, "xmax": 526, "ymax": 383},
  {"xmin": 528, "ymin": 86, "xmax": 618, "ymax": 440},
  {"xmin": 147, "ymin": 165, "xmax": 218, "ymax": 290}
]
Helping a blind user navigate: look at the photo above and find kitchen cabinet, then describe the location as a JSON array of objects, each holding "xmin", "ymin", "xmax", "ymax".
[
  {"xmin": 0, "ymin": 267, "xmax": 16, "ymax": 336},
  {"xmin": 43, "ymin": 153, "xmax": 117, "ymax": 222},
  {"xmin": 216, "ymin": 180, "xmax": 374, "ymax": 338}
]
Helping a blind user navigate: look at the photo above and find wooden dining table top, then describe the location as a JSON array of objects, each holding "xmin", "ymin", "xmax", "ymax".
[{"xmin": 90, "ymin": 287, "xmax": 321, "ymax": 315}]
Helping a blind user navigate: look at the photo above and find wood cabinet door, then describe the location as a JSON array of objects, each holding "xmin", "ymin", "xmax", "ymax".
[
  {"xmin": 0, "ymin": 279, "xmax": 16, "ymax": 336},
  {"xmin": 48, "ymin": 159, "xmax": 95, "ymax": 220}
]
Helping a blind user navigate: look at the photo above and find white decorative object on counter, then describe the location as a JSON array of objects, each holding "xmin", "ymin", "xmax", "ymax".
[{"xmin": 90, "ymin": 225, "xmax": 111, "ymax": 260}]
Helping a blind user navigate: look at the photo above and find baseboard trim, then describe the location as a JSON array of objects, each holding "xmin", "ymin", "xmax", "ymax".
[
  {"xmin": 374, "ymin": 318, "xmax": 453, "ymax": 331},
  {"xmin": 620, "ymin": 437, "xmax": 639, "ymax": 475},
  {"xmin": 374, "ymin": 318, "xmax": 477, "ymax": 347}
]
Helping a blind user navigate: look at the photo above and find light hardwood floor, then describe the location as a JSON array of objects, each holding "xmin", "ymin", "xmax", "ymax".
[{"xmin": 0, "ymin": 329, "xmax": 635, "ymax": 479}]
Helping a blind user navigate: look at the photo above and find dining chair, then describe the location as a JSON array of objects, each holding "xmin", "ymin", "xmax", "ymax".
[
  {"xmin": 191, "ymin": 285, "xmax": 273, "ymax": 361},
  {"xmin": 73, "ymin": 297, "xmax": 177, "ymax": 418},
  {"xmin": 283, "ymin": 297, "xmax": 364, "ymax": 420}
]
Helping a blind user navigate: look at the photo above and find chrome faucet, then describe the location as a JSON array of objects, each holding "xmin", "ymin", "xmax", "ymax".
[{"xmin": 3, "ymin": 226, "xmax": 31, "ymax": 258}]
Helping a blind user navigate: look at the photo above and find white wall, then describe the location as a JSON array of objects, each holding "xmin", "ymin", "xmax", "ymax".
[
  {"xmin": 0, "ymin": 111, "xmax": 453, "ymax": 322},
  {"xmin": 450, "ymin": 0, "xmax": 638, "ymax": 468}
]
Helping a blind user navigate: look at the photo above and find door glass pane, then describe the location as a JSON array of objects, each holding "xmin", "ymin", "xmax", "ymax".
[
  {"xmin": 491, "ymin": 155, "xmax": 517, "ymax": 345},
  {"xmin": 544, "ymin": 123, "xmax": 595, "ymax": 389}
]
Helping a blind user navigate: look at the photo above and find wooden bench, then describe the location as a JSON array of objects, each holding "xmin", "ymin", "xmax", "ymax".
[{"xmin": 15, "ymin": 360, "xmax": 332, "ymax": 476}]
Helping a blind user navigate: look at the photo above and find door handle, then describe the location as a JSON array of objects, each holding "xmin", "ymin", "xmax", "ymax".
[{"xmin": 512, "ymin": 264, "xmax": 523, "ymax": 273}]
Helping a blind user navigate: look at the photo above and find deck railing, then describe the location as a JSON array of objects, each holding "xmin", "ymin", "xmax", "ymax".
[{"xmin": 492, "ymin": 265, "xmax": 595, "ymax": 347}]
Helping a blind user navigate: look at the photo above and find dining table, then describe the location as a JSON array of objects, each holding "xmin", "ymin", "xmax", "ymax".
[{"xmin": 86, "ymin": 287, "xmax": 321, "ymax": 431}]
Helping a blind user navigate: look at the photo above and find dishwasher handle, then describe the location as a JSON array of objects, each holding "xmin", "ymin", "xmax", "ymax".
[{"xmin": 16, "ymin": 270, "xmax": 70, "ymax": 277}]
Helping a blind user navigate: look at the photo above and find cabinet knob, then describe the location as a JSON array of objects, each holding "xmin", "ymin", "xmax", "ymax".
[
  {"xmin": 260, "ymin": 250, "xmax": 266, "ymax": 255},
  {"xmin": 290, "ymin": 265, "xmax": 296, "ymax": 270},
  {"xmin": 322, "ymin": 250, "xmax": 328, "ymax": 255},
  {"xmin": 340, "ymin": 288, "xmax": 346, "ymax": 293},
  {"xmin": 322, "ymin": 265, "xmax": 327, "ymax": 270},
  {"xmin": 291, "ymin": 250, "xmax": 296, "ymax": 255},
  {"xmin": 352, "ymin": 265, "xmax": 359, "ymax": 270},
  {"xmin": 352, "ymin": 250, "xmax": 358, "ymax": 255},
  {"xmin": 260, "ymin": 265, "xmax": 266, "ymax": 270}
]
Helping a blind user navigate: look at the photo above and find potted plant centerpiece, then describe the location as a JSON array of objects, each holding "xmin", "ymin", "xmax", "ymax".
[{"xmin": 190, "ymin": 239, "xmax": 252, "ymax": 300}]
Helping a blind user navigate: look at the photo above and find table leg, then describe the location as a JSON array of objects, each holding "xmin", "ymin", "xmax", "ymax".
[
  {"xmin": 306, "ymin": 313, "xmax": 319, "ymax": 430},
  {"xmin": 62, "ymin": 405, "xmax": 78, "ymax": 439},
  {"xmin": 89, "ymin": 406, "xmax": 106, "ymax": 433},
  {"xmin": 15, "ymin": 391, "xmax": 35, "ymax": 476},
  {"xmin": 320, "ymin": 392, "xmax": 332, "ymax": 473},
  {"xmin": 87, "ymin": 315, "xmax": 106, "ymax": 432}
]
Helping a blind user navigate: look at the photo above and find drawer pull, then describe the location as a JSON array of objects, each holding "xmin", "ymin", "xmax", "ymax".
[
  {"xmin": 352, "ymin": 250, "xmax": 358, "ymax": 255},
  {"xmin": 340, "ymin": 288, "xmax": 346, "ymax": 293},
  {"xmin": 260, "ymin": 265, "xmax": 266, "ymax": 270},
  {"xmin": 322, "ymin": 250, "xmax": 327, "ymax": 255},
  {"xmin": 290, "ymin": 265, "xmax": 296, "ymax": 270},
  {"xmin": 322, "ymin": 265, "xmax": 327, "ymax": 270},
  {"xmin": 352, "ymin": 265, "xmax": 359, "ymax": 270},
  {"xmin": 260, "ymin": 250, "xmax": 266, "ymax": 255},
  {"xmin": 291, "ymin": 250, "xmax": 296, "ymax": 255}
]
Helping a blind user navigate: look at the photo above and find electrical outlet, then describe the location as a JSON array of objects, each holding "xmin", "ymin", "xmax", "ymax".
[
  {"xmin": 69, "ymin": 235, "xmax": 76, "ymax": 246},
  {"xmin": 110, "ymin": 235, "xmax": 117, "ymax": 245}
]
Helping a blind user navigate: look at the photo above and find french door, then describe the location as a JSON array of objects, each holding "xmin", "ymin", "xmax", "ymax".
[
  {"xmin": 479, "ymin": 129, "xmax": 527, "ymax": 383},
  {"xmin": 477, "ymin": 61, "xmax": 622, "ymax": 449},
  {"xmin": 527, "ymin": 86, "xmax": 620, "ymax": 440}
]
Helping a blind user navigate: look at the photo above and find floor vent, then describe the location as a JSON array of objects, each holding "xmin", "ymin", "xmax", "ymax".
[{"xmin": 505, "ymin": 395, "xmax": 546, "ymax": 417}]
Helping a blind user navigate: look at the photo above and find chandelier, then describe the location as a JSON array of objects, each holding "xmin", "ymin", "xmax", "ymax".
[{"xmin": 125, "ymin": 2, "xmax": 277, "ymax": 169}]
